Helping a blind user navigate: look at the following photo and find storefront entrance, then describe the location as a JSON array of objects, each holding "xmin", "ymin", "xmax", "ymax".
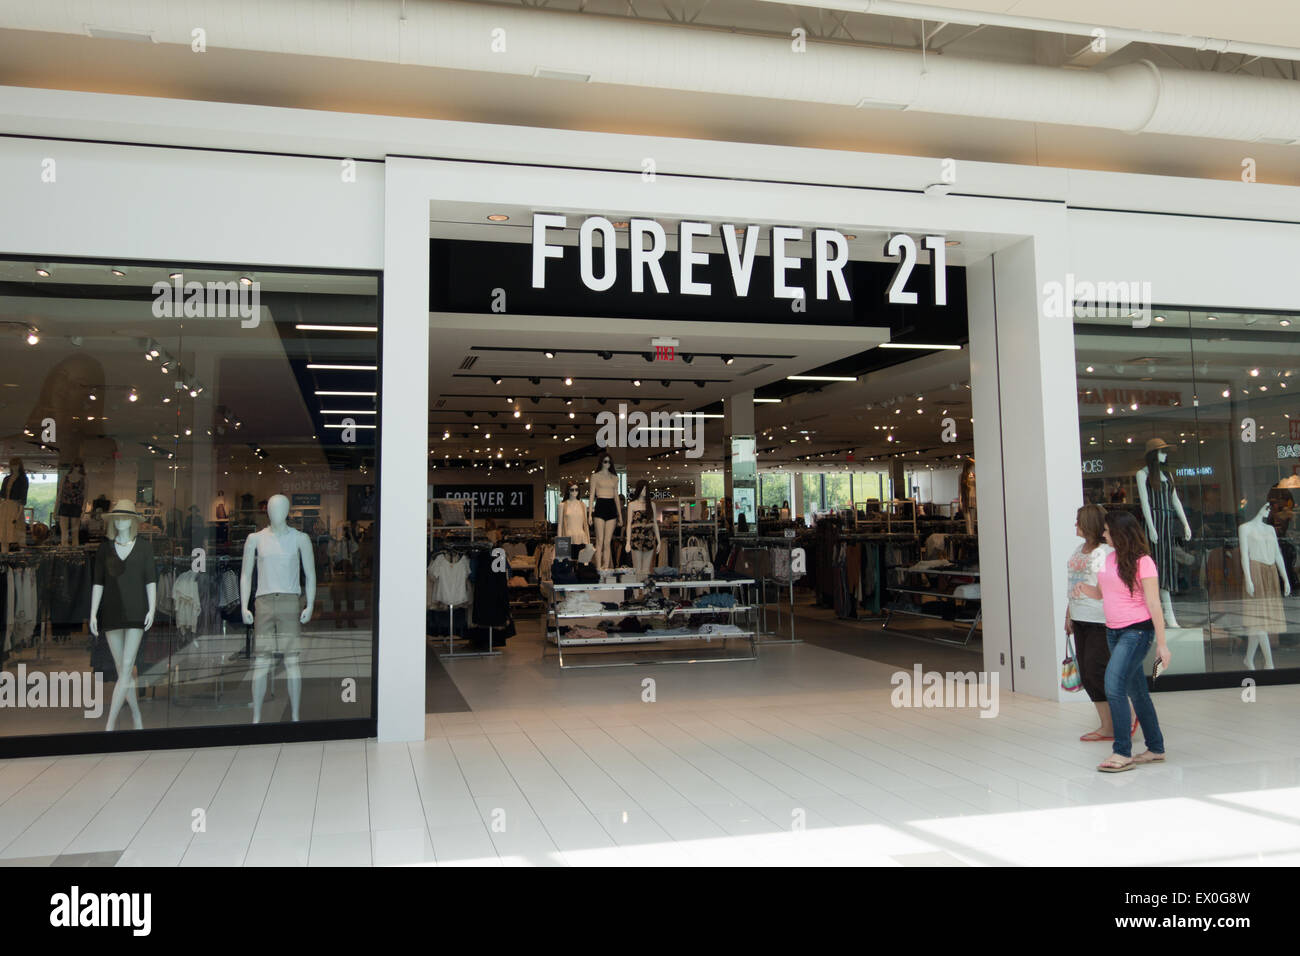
[{"xmin": 421, "ymin": 202, "xmax": 987, "ymax": 713}]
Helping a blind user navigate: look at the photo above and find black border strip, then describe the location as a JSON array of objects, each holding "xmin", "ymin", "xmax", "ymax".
[
  {"xmin": 0, "ymin": 718, "xmax": 375, "ymax": 759},
  {"xmin": 1152, "ymin": 668, "xmax": 1300, "ymax": 692}
]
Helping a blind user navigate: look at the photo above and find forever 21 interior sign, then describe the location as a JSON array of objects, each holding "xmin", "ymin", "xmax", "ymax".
[
  {"xmin": 433, "ymin": 484, "xmax": 534, "ymax": 519},
  {"xmin": 531, "ymin": 214, "xmax": 949, "ymax": 306}
]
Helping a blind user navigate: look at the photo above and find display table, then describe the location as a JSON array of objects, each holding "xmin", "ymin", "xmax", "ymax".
[
  {"xmin": 543, "ymin": 577, "xmax": 758, "ymax": 669},
  {"xmin": 883, "ymin": 567, "xmax": 982, "ymax": 646}
]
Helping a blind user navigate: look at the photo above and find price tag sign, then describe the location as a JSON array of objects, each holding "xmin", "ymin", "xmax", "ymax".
[
  {"xmin": 784, "ymin": 528, "xmax": 796, "ymax": 538},
  {"xmin": 555, "ymin": 537, "xmax": 572, "ymax": 560}
]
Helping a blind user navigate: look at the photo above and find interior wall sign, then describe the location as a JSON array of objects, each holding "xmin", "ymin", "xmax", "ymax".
[{"xmin": 531, "ymin": 214, "xmax": 948, "ymax": 306}]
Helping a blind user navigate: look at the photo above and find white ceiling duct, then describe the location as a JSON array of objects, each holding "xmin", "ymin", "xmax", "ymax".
[
  {"xmin": 761, "ymin": 0, "xmax": 1300, "ymax": 63},
  {"xmin": 4, "ymin": 0, "xmax": 1298, "ymax": 144}
]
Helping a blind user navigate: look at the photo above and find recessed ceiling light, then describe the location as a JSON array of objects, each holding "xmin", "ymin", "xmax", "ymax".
[
  {"xmin": 110, "ymin": 268, "xmax": 126, "ymax": 278},
  {"xmin": 34, "ymin": 267, "xmax": 50, "ymax": 278},
  {"xmin": 787, "ymin": 375, "xmax": 857, "ymax": 382},
  {"xmin": 487, "ymin": 214, "xmax": 509, "ymax": 222}
]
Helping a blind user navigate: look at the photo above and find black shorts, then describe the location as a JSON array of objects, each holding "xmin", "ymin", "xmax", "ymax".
[{"xmin": 593, "ymin": 498, "xmax": 619, "ymax": 521}]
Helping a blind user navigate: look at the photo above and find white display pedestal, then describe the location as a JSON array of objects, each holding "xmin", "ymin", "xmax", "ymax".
[{"xmin": 1142, "ymin": 626, "xmax": 1206, "ymax": 676}]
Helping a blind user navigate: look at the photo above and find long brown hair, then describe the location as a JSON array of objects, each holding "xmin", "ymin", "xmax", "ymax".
[
  {"xmin": 1104, "ymin": 510, "xmax": 1150, "ymax": 593},
  {"xmin": 1076, "ymin": 504, "xmax": 1106, "ymax": 550}
]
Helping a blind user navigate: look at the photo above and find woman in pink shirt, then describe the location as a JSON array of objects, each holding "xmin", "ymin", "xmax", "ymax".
[{"xmin": 1078, "ymin": 510, "xmax": 1170, "ymax": 772}]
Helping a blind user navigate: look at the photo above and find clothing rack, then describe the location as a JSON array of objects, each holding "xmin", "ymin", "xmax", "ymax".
[
  {"xmin": 428, "ymin": 539, "xmax": 501, "ymax": 659},
  {"xmin": 731, "ymin": 534, "xmax": 805, "ymax": 644}
]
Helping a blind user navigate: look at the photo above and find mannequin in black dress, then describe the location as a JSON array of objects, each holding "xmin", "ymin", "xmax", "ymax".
[{"xmin": 89, "ymin": 501, "xmax": 156, "ymax": 731}]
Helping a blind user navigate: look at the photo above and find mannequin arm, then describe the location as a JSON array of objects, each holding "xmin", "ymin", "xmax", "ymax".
[
  {"xmin": 1136, "ymin": 470, "xmax": 1156, "ymax": 541},
  {"xmin": 1240, "ymin": 531, "xmax": 1253, "ymax": 596},
  {"xmin": 299, "ymin": 534, "xmax": 317, "ymax": 623},
  {"xmin": 90, "ymin": 583, "xmax": 103, "ymax": 637},
  {"xmin": 240, "ymin": 535, "xmax": 257, "ymax": 623},
  {"xmin": 1171, "ymin": 486, "xmax": 1192, "ymax": 538},
  {"xmin": 587, "ymin": 492, "xmax": 595, "ymax": 525},
  {"xmin": 144, "ymin": 582, "xmax": 157, "ymax": 630},
  {"xmin": 1276, "ymin": 542, "xmax": 1292, "ymax": 597},
  {"xmin": 651, "ymin": 501, "xmax": 661, "ymax": 547}
]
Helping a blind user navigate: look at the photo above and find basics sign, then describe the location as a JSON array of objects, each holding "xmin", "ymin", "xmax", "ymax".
[{"xmin": 433, "ymin": 484, "xmax": 533, "ymax": 519}]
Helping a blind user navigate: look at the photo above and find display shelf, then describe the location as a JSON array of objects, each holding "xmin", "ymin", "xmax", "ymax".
[
  {"xmin": 554, "ymin": 605, "xmax": 754, "ymax": 620},
  {"xmin": 550, "ymin": 627, "xmax": 755, "ymax": 646},
  {"xmin": 883, "ymin": 566, "xmax": 982, "ymax": 646},
  {"xmin": 543, "ymin": 575, "xmax": 758, "ymax": 668}
]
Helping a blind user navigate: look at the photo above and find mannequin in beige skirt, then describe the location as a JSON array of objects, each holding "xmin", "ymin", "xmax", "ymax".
[{"xmin": 1240, "ymin": 503, "xmax": 1291, "ymax": 669}]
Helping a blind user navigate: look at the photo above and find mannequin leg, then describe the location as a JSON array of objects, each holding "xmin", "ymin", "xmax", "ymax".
[
  {"xmin": 105, "ymin": 628, "xmax": 145, "ymax": 731},
  {"xmin": 251, "ymin": 654, "xmax": 272, "ymax": 722},
  {"xmin": 1159, "ymin": 589, "xmax": 1180, "ymax": 628},
  {"xmin": 284, "ymin": 654, "xmax": 303, "ymax": 721},
  {"xmin": 1244, "ymin": 630, "xmax": 1274, "ymax": 670},
  {"xmin": 594, "ymin": 518, "xmax": 613, "ymax": 570},
  {"xmin": 632, "ymin": 549, "xmax": 652, "ymax": 576},
  {"xmin": 59, "ymin": 516, "xmax": 70, "ymax": 545}
]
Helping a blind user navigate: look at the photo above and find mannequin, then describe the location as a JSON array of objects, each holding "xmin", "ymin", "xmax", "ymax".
[
  {"xmin": 589, "ymin": 453, "xmax": 621, "ymax": 570},
  {"xmin": 1136, "ymin": 438, "xmax": 1191, "ymax": 628},
  {"xmin": 55, "ymin": 460, "xmax": 86, "ymax": 545},
  {"xmin": 959, "ymin": 457, "xmax": 976, "ymax": 535},
  {"xmin": 626, "ymin": 479, "xmax": 661, "ymax": 575},
  {"xmin": 214, "ymin": 489, "xmax": 228, "ymax": 521},
  {"xmin": 241, "ymin": 494, "xmax": 315, "ymax": 722},
  {"xmin": 558, "ymin": 483, "xmax": 591, "ymax": 546},
  {"xmin": 0, "ymin": 457, "xmax": 28, "ymax": 551},
  {"xmin": 89, "ymin": 501, "xmax": 156, "ymax": 730},
  {"xmin": 1239, "ymin": 500, "xmax": 1291, "ymax": 669}
]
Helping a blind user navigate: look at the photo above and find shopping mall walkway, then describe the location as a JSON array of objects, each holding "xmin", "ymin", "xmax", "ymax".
[{"xmin": 0, "ymin": 645, "xmax": 1296, "ymax": 866}]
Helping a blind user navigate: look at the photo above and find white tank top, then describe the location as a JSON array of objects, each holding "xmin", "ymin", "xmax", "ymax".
[{"xmin": 253, "ymin": 526, "xmax": 307, "ymax": 596}]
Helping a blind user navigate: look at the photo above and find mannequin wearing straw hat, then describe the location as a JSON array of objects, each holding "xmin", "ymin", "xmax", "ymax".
[
  {"xmin": 240, "ymin": 494, "xmax": 316, "ymax": 723},
  {"xmin": 89, "ymin": 500, "xmax": 156, "ymax": 731},
  {"xmin": 1136, "ymin": 437, "xmax": 1192, "ymax": 628}
]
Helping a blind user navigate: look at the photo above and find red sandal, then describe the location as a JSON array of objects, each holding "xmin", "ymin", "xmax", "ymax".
[{"xmin": 1079, "ymin": 731, "xmax": 1114, "ymax": 742}]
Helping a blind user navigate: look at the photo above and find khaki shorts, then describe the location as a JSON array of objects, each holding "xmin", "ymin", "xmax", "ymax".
[{"xmin": 255, "ymin": 593, "xmax": 303, "ymax": 657}]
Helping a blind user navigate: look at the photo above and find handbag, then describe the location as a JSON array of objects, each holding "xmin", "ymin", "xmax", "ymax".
[
  {"xmin": 679, "ymin": 536, "xmax": 712, "ymax": 578},
  {"xmin": 1060, "ymin": 634, "xmax": 1083, "ymax": 692}
]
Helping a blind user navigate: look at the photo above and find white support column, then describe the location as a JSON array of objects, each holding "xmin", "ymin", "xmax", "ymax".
[
  {"xmin": 968, "ymin": 235, "xmax": 1080, "ymax": 699},
  {"xmin": 377, "ymin": 159, "xmax": 430, "ymax": 742}
]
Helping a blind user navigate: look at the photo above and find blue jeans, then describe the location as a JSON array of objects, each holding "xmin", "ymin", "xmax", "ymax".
[{"xmin": 1105, "ymin": 623, "xmax": 1166, "ymax": 758}]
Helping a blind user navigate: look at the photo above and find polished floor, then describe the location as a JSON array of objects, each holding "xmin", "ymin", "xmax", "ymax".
[{"xmin": 0, "ymin": 621, "xmax": 1297, "ymax": 866}]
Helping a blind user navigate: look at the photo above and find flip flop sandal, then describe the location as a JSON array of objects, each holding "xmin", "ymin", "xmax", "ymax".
[
  {"xmin": 1131, "ymin": 717, "xmax": 1139, "ymax": 734},
  {"xmin": 1079, "ymin": 731, "xmax": 1114, "ymax": 742},
  {"xmin": 1133, "ymin": 751, "xmax": 1166, "ymax": 764},
  {"xmin": 1097, "ymin": 757, "xmax": 1135, "ymax": 773}
]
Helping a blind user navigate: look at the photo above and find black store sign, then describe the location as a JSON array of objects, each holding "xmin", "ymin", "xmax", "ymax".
[
  {"xmin": 430, "ymin": 238, "xmax": 964, "ymax": 329},
  {"xmin": 434, "ymin": 484, "xmax": 534, "ymax": 519}
]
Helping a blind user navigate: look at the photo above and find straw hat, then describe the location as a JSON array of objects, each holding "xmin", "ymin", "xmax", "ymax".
[
  {"xmin": 1144, "ymin": 437, "xmax": 1172, "ymax": 454},
  {"xmin": 105, "ymin": 499, "xmax": 142, "ymax": 529}
]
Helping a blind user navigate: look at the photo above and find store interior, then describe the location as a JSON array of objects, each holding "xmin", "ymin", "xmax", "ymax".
[
  {"xmin": 0, "ymin": 259, "xmax": 378, "ymax": 739},
  {"xmin": 425, "ymin": 206, "xmax": 985, "ymax": 711}
]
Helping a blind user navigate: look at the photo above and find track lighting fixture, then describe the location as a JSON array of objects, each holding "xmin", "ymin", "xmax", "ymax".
[
  {"xmin": 529, "ymin": 377, "xmax": 541, "ymax": 385},
  {"xmin": 598, "ymin": 351, "xmax": 613, "ymax": 361},
  {"xmin": 680, "ymin": 353, "xmax": 694, "ymax": 364},
  {"xmin": 721, "ymin": 355, "xmax": 734, "ymax": 365},
  {"xmin": 544, "ymin": 351, "xmax": 555, "ymax": 359},
  {"xmin": 662, "ymin": 380, "xmax": 671, "ymax": 387},
  {"xmin": 488, "ymin": 411, "xmax": 498, "ymax": 418},
  {"xmin": 25, "ymin": 326, "xmax": 40, "ymax": 346},
  {"xmin": 695, "ymin": 381, "xmax": 705, "ymax": 388},
  {"xmin": 564, "ymin": 377, "xmax": 573, "ymax": 386},
  {"xmin": 529, "ymin": 396, "xmax": 540, "ymax": 405},
  {"xmin": 632, "ymin": 379, "xmax": 641, "ymax": 387},
  {"xmin": 463, "ymin": 411, "xmax": 473, "ymax": 418},
  {"xmin": 492, "ymin": 377, "xmax": 503, "ymax": 385},
  {"xmin": 643, "ymin": 352, "xmax": 654, "ymax": 363}
]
